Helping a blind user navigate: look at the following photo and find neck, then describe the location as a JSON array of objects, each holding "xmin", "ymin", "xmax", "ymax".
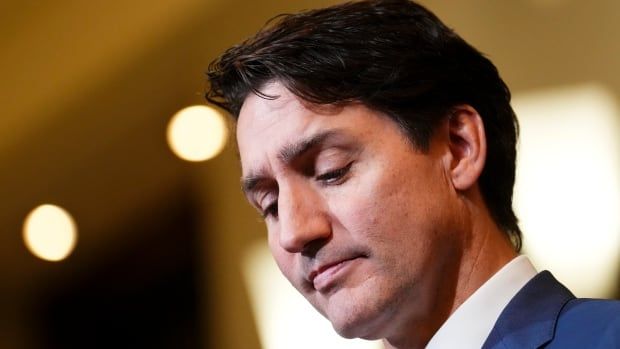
[{"xmin": 383, "ymin": 191, "xmax": 518, "ymax": 349}]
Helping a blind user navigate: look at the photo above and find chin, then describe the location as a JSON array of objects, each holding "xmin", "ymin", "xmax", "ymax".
[
  {"xmin": 325, "ymin": 299, "xmax": 389, "ymax": 341},
  {"xmin": 331, "ymin": 319, "xmax": 369, "ymax": 339},
  {"xmin": 330, "ymin": 315, "xmax": 386, "ymax": 341}
]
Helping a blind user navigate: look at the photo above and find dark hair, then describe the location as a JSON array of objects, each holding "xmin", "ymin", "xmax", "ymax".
[{"xmin": 206, "ymin": 0, "xmax": 522, "ymax": 250}]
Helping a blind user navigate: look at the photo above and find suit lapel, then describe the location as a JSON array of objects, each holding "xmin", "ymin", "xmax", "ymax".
[{"xmin": 482, "ymin": 271, "xmax": 575, "ymax": 349}]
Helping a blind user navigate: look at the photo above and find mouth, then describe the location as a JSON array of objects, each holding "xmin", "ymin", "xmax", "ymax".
[{"xmin": 308, "ymin": 256, "xmax": 364, "ymax": 293}]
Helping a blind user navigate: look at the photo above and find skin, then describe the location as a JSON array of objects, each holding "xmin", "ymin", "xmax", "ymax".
[{"xmin": 237, "ymin": 81, "xmax": 517, "ymax": 349}]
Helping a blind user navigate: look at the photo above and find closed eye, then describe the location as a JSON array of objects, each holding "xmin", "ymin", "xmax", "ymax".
[
  {"xmin": 261, "ymin": 201, "xmax": 278, "ymax": 219},
  {"xmin": 316, "ymin": 162, "xmax": 353, "ymax": 184},
  {"xmin": 258, "ymin": 162, "xmax": 353, "ymax": 219}
]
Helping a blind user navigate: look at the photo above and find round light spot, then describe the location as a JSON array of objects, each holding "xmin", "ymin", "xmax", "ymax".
[
  {"xmin": 23, "ymin": 204, "xmax": 78, "ymax": 262},
  {"xmin": 167, "ymin": 105, "xmax": 229, "ymax": 162}
]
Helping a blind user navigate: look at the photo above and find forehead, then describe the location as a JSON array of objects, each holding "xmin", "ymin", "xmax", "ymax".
[
  {"xmin": 235, "ymin": 82, "xmax": 401, "ymax": 177},
  {"xmin": 236, "ymin": 83, "xmax": 314, "ymax": 147}
]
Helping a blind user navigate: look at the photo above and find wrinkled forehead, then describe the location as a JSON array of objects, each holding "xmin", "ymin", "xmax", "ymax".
[
  {"xmin": 236, "ymin": 83, "xmax": 300, "ymax": 139},
  {"xmin": 235, "ymin": 82, "xmax": 316, "ymax": 175},
  {"xmin": 235, "ymin": 81, "xmax": 395, "ymax": 180}
]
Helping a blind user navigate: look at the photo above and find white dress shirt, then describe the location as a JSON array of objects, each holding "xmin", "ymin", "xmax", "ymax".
[{"xmin": 425, "ymin": 255, "xmax": 537, "ymax": 349}]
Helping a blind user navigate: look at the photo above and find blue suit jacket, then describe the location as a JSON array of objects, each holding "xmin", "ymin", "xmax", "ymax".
[{"xmin": 482, "ymin": 271, "xmax": 620, "ymax": 349}]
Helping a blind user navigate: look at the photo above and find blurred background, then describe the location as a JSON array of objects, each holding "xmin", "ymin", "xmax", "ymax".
[{"xmin": 1, "ymin": 0, "xmax": 619, "ymax": 348}]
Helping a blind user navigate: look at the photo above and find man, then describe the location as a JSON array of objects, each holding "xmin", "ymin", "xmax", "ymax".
[{"xmin": 206, "ymin": 0, "xmax": 620, "ymax": 348}]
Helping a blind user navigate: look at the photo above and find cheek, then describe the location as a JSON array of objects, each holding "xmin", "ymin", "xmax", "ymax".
[
  {"xmin": 334, "ymin": 166, "xmax": 413, "ymax": 236},
  {"xmin": 267, "ymin": 233, "xmax": 295, "ymax": 281},
  {"xmin": 333, "ymin": 159, "xmax": 449, "ymax": 256},
  {"xmin": 329, "ymin": 189, "xmax": 380, "ymax": 240}
]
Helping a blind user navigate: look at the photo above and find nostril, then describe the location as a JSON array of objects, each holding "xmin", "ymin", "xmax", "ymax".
[{"xmin": 301, "ymin": 237, "xmax": 330, "ymax": 258}]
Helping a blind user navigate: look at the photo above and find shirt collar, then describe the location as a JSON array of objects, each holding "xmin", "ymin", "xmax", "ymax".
[{"xmin": 425, "ymin": 255, "xmax": 537, "ymax": 349}]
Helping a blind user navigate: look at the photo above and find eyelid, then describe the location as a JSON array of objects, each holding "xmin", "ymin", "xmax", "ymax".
[
  {"xmin": 260, "ymin": 201, "xmax": 278, "ymax": 219},
  {"xmin": 260, "ymin": 162, "xmax": 352, "ymax": 218},
  {"xmin": 256, "ymin": 191, "xmax": 278, "ymax": 218},
  {"xmin": 316, "ymin": 161, "xmax": 353, "ymax": 183}
]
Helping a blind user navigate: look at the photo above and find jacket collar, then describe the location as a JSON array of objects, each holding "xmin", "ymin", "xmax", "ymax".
[{"xmin": 482, "ymin": 271, "xmax": 575, "ymax": 349}]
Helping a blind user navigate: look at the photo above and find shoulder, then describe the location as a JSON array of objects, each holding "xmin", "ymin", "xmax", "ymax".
[
  {"xmin": 549, "ymin": 298, "xmax": 620, "ymax": 348},
  {"xmin": 561, "ymin": 297, "xmax": 620, "ymax": 320}
]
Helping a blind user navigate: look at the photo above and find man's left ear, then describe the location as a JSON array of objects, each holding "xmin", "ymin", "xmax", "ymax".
[{"xmin": 446, "ymin": 105, "xmax": 487, "ymax": 191}]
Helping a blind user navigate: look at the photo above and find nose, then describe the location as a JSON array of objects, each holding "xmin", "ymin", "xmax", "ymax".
[{"xmin": 277, "ymin": 182, "xmax": 332, "ymax": 254}]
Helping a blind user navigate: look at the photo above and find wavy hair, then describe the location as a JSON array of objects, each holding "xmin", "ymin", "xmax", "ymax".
[{"xmin": 206, "ymin": 0, "xmax": 522, "ymax": 250}]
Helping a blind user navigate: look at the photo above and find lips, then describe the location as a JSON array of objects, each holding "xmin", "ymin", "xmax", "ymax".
[{"xmin": 308, "ymin": 256, "xmax": 362, "ymax": 292}]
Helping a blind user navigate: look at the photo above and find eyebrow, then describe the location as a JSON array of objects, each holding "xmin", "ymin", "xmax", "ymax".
[
  {"xmin": 241, "ymin": 130, "xmax": 343, "ymax": 196},
  {"xmin": 277, "ymin": 130, "xmax": 339, "ymax": 164}
]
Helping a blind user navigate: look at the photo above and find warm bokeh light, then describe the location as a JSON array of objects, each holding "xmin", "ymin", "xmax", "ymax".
[
  {"xmin": 243, "ymin": 241, "xmax": 382, "ymax": 349},
  {"xmin": 513, "ymin": 83, "xmax": 620, "ymax": 298},
  {"xmin": 23, "ymin": 204, "xmax": 78, "ymax": 262},
  {"xmin": 166, "ymin": 105, "xmax": 228, "ymax": 162}
]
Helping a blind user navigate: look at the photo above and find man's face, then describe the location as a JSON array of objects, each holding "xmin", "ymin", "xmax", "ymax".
[{"xmin": 237, "ymin": 82, "xmax": 466, "ymax": 340}]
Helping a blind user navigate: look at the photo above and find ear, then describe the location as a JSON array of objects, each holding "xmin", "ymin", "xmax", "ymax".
[{"xmin": 446, "ymin": 105, "xmax": 487, "ymax": 191}]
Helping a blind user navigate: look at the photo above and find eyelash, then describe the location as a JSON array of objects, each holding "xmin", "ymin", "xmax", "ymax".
[
  {"xmin": 261, "ymin": 202, "xmax": 278, "ymax": 219},
  {"xmin": 316, "ymin": 162, "xmax": 353, "ymax": 184},
  {"xmin": 260, "ymin": 162, "xmax": 353, "ymax": 219}
]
